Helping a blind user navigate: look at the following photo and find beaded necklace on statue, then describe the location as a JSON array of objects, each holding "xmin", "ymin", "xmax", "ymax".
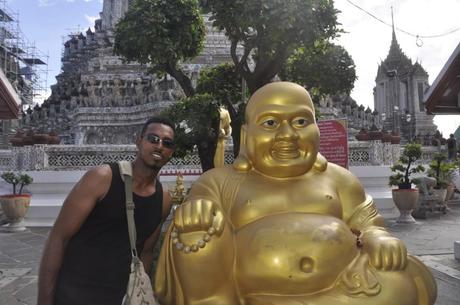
[{"xmin": 171, "ymin": 226, "xmax": 217, "ymax": 253}]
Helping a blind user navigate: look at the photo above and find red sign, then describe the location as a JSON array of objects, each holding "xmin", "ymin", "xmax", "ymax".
[{"xmin": 318, "ymin": 119, "xmax": 348, "ymax": 168}]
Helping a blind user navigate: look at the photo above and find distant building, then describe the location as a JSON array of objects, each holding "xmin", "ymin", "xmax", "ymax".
[
  {"xmin": 20, "ymin": 0, "xmax": 234, "ymax": 145},
  {"xmin": 0, "ymin": 0, "xmax": 47, "ymax": 147},
  {"xmin": 373, "ymin": 28, "xmax": 437, "ymax": 142}
]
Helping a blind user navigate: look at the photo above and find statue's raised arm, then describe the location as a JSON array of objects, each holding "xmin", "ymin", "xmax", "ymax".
[{"xmin": 155, "ymin": 82, "xmax": 436, "ymax": 305}]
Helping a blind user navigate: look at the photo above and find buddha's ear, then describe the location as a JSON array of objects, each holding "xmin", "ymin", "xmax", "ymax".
[
  {"xmin": 233, "ymin": 125, "xmax": 252, "ymax": 172},
  {"xmin": 313, "ymin": 152, "xmax": 328, "ymax": 172}
]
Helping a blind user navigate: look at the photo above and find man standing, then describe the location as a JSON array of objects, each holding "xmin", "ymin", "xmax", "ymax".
[
  {"xmin": 37, "ymin": 117, "xmax": 176, "ymax": 305},
  {"xmin": 447, "ymin": 133, "xmax": 457, "ymax": 160}
]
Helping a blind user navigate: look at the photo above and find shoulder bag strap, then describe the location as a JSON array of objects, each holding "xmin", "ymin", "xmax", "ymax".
[{"xmin": 118, "ymin": 161, "xmax": 138, "ymax": 258}]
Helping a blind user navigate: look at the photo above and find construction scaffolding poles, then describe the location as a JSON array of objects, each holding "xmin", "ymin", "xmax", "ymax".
[{"xmin": 0, "ymin": 0, "xmax": 48, "ymax": 109}]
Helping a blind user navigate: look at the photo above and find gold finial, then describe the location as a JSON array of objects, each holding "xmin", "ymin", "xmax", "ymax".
[{"xmin": 169, "ymin": 173, "xmax": 185, "ymax": 205}]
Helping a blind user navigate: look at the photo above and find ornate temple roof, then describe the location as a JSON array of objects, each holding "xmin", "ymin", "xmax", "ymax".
[
  {"xmin": 376, "ymin": 29, "xmax": 417, "ymax": 80},
  {"xmin": 412, "ymin": 61, "xmax": 428, "ymax": 77}
]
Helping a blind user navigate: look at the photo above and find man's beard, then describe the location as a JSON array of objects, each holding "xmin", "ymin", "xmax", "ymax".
[{"xmin": 150, "ymin": 163, "xmax": 162, "ymax": 171}]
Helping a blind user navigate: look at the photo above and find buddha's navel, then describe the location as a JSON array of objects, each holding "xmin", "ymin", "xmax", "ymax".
[{"xmin": 300, "ymin": 257, "xmax": 315, "ymax": 273}]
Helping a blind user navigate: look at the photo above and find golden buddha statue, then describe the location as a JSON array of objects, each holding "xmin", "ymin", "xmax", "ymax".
[
  {"xmin": 169, "ymin": 174, "xmax": 186, "ymax": 206},
  {"xmin": 214, "ymin": 106, "xmax": 232, "ymax": 168},
  {"xmin": 154, "ymin": 82, "xmax": 436, "ymax": 305}
]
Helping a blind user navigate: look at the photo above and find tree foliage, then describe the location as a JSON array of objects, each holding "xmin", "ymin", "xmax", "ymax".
[
  {"xmin": 1, "ymin": 172, "xmax": 33, "ymax": 195},
  {"xmin": 161, "ymin": 93, "xmax": 220, "ymax": 171},
  {"xmin": 202, "ymin": 0, "xmax": 341, "ymax": 93},
  {"xmin": 196, "ymin": 63, "xmax": 244, "ymax": 155},
  {"xmin": 162, "ymin": 64, "xmax": 243, "ymax": 171},
  {"xmin": 114, "ymin": 0, "xmax": 205, "ymax": 96},
  {"xmin": 427, "ymin": 153, "xmax": 458, "ymax": 189},
  {"xmin": 281, "ymin": 42, "xmax": 356, "ymax": 101},
  {"xmin": 114, "ymin": 0, "xmax": 353, "ymax": 171},
  {"xmin": 389, "ymin": 143, "xmax": 424, "ymax": 189}
]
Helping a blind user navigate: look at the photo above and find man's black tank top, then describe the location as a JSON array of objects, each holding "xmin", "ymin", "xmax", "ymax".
[{"xmin": 55, "ymin": 163, "xmax": 163, "ymax": 305}]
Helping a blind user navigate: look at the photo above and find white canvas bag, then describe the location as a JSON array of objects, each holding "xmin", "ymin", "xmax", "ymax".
[{"xmin": 119, "ymin": 161, "xmax": 159, "ymax": 305}]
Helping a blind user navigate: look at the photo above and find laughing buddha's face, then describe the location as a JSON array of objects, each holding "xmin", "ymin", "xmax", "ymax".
[{"xmin": 243, "ymin": 82, "xmax": 319, "ymax": 178}]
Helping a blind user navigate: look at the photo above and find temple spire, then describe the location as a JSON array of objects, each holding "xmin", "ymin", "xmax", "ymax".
[
  {"xmin": 385, "ymin": 6, "xmax": 409, "ymax": 66},
  {"xmin": 102, "ymin": 0, "xmax": 131, "ymax": 31},
  {"xmin": 391, "ymin": 6, "xmax": 395, "ymax": 38}
]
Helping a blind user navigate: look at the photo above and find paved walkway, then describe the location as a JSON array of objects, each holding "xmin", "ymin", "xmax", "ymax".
[{"xmin": 1, "ymin": 206, "xmax": 460, "ymax": 305}]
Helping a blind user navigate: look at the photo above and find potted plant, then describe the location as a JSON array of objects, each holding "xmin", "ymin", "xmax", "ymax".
[
  {"xmin": 427, "ymin": 153, "xmax": 458, "ymax": 208},
  {"xmin": 389, "ymin": 143, "xmax": 425, "ymax": 223},
  {"xmin": 355, "ymin": 128, "xmax": 369, "ymax": 141},
  {"xmin": 0, "ymin": 171, "xmax": 33, "ymax": 232}
]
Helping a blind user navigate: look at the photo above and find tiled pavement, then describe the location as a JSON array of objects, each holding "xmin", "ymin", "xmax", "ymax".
[
  {"xmin": 0, "ymin": 228, "xmax": 48, "ymax": 305},
  {"xmin": 1, "ymin": 207, "xmax": 460, "ymax": 305},
  {"xmin": 387, "ymin": 203, "xmax": 460, "ymax": 305}
]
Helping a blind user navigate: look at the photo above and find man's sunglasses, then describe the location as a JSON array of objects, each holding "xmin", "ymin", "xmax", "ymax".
[{"xmin": 144, "ymin": 134, "xmax": 175, "ymax": 149}]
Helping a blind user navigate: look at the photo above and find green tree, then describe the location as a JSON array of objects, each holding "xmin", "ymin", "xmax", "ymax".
[
  {"xmin": 1, "ymin": 172, "xmax": 33, "ymax": 195},
  {"xmin": 389, "ymin": 143, "xmax": 424, "ymax": 189},
  {"xmin": 196, "ymin": 63, "xmax": 244, "ymax": 156},
  {"xmin": 281, "ymin": 42, "xmax": 357, "ymax": 101},
  {"xmin": 115, "ymin": 0, "xmax": 348, "ymax": 171},
  {"xmin": 203, "ymin": 0, "xmax": 341, "ymax": 94},
  {"xmin": 161, "ymin": 93, "xmax": 220, "ymax": 171},
  {"xmin": 114, "ymin": 0, "xmax": 205, "ymax": 97},
  {"xmin": 162, "ymin": 64, "xmax": 243, "ymax": 171}
]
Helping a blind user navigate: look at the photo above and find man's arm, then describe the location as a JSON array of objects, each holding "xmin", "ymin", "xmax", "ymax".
[
  {"xmin": 37, "ymin": 165, "xmax": 112, "ymax": 305},
  {"xmin": 140, "ymin": 188, "xmax": 173, "ymax": 276}
]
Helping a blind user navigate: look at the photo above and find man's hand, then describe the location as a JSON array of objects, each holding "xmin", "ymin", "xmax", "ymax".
[
  {"xmin": 173, "ymin": 199, "xmax": 224, "ymax": 235},
  {"xmin": 361, "ymin": 230, "xmax": 408, "ymax": 271}
]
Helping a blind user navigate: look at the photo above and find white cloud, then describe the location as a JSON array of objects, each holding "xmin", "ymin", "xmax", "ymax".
[{"xmin": 38, "ymin": 0, "xmax": 58, "ymax": 6}]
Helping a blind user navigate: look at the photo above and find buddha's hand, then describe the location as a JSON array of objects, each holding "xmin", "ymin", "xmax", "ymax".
[
  {"xmin": 173, "ymin": 199, "xmax": 224, "ymax": 235},
  {"xmin": 361, "ymin": 229, "xmax": 408, "ymax": 271}
]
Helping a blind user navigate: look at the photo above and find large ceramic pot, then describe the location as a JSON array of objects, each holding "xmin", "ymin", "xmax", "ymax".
[
  {"xmin": 32, "ymin": 133, "xmax": 51, "ymax": 144},
  {"xmin": 390, "ymin": 132, "xmax": 401, "ymax": 144},
  {"xmin": 392, "ymin": 188, "xmax": 419, "ymax": 223},
  {"xmin": 48, "ymin": 131, "xmax": 61, "ymax": 145},
  {"xmin": 368, "ymin": 130, "xmax": 383, "ymax": 141},
  {"xmin": 445, "ymin": 183, "xmax": 455, "ymax": 202},
  {"xmin": 9, "ymin": 130, "xmax": 25, "ymax": 147},
  {"xmin": 0, "ymin": 194, "xmax": 31, "ymax": 232},
  {"xmin": 355, "ymin": 129, "xmax": 369, "ymax": 141},
  {"xmin": 432, "ymin": 188, "xmax": 448, "ymax": 211},
  {"xmin": 9, "ymin": 137, "xmax": 24, "ymax": 147},
  {"xmin": 22, "ymin": 131, "xmax": 35, "ymax": 146},
  {"xmin": 432, "ymin": 188, "xmax": 447, "ymax": 202},
  {"xmin": 381, "ymin": 131, "xmax": 392, "ymax": 143}
]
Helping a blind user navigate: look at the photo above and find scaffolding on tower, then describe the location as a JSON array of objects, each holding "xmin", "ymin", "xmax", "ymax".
[{"xmin": 0, "ymin": 0, "xmax": 48, "ymax": 110}]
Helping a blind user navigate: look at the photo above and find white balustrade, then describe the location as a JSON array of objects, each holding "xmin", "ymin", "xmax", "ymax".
[{"xmin": 0, "ymin": 143, "xmax": 448, "ymax": 172}]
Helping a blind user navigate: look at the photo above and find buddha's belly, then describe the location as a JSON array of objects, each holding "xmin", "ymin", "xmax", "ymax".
[{"xmin": 235, "ymin": 213, "xmax": 359, "ymax": 296}]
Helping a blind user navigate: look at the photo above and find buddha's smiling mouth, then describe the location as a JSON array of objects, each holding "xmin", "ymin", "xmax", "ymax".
[{"xmin": 271, "ymin": 141, "xmax": 301, "ymax": 159}]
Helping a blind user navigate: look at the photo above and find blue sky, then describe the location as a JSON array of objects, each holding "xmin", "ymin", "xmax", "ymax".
[
  {"xmin": 5, "ymin": 0, "xmax": 101, "ymax": 88},
  {"xmin": 5, "ymin": 0, "xmax": 460, "ymax": 136}
]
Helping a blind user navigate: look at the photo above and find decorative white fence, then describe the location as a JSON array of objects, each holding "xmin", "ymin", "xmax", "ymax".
[{"xmin": 0, "ymin": 142, "xmax": 447, "ymax": 173}]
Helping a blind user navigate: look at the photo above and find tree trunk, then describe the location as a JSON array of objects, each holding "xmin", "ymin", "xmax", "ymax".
[
  {"xmin": 197, "ymin": 140, "xmax": 217, "ymax": 172},
  {"xmin": 230, "ymin": 118, "xmax": 242, "ymax": 158},
  {"xmin": 222, "ymin": 100, "xmax": 242, "ymax": 157},
  {"xmin": 165, "ymin": 63, "xmax": 195, "ymax": 97},
  {"xmin": 198, "ymin": 110, "xmax": 221, "ymax": 172}
]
